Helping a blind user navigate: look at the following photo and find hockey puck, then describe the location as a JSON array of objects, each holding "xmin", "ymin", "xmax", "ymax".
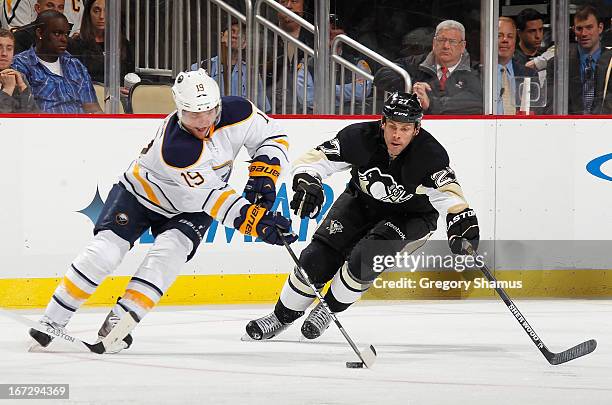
[{"xmin": 346, "ymin": 361, "xmax": 364, "ymax": 368}]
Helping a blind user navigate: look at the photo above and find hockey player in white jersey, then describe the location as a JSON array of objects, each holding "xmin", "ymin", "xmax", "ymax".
[{"xmin": 29, "ymin": 69, "xmax": 297, "ymax": 352}]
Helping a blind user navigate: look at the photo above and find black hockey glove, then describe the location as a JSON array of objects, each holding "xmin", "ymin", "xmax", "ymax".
[
  {"xmin": 290, "ymin": 172, "xmax": 324, "ymax": 219},
  {"xmin": 446, "ymin": 208, "xmax": 479, "ymax": 254},
  {"xmin": 235, "ymin": 204, "xmax": 298, "ymax": 246},
  {"xmin": 243, "ymin": 156, "xmax": 281, "ymax": 210}
]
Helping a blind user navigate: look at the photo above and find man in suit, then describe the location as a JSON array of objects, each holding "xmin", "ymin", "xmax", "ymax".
[
  {"xmin": 497, "ymin": 16, "xmax": 538, "ymax": 115},
  {"xmin": 374, "ymin": 19, "xmax": 482, "ymax": 115},
  {"xmin": 593, "ymin": 49, "xmax": 612, "ymax": 114},
  {"xmin": 545, "ymin": 5, "xmax": 607, "ymax": 114}
]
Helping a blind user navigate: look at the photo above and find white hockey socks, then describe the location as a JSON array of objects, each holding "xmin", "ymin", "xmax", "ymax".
[
  {"xmin": 44, "ymin": 230, "xmax": 130, "ymax": 327},
  {"xmin": 279, "ymin": 266, "xmax": 318, "ymax": 312},
  {"xmin": 113, "ymin": 229, "xmax": 193, "ymax": 321}
]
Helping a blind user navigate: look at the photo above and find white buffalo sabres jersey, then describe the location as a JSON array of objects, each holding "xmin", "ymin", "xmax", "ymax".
[{"xmin": 120, "ymin": 96, "xmax": 289, "ymax": 228}]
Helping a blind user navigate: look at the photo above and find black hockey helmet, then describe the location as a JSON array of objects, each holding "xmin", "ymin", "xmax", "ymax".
[{"xmin": 382, "ymin": 92, "xmax": 423, "ymax": 124}]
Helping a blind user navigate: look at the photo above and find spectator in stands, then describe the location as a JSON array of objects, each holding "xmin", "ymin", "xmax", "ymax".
[
  {"xmin": 497, "ymin": 17, "xmax": 537, "ymax": 115},
  {"xmin": 2, "ymin": 0, "xmax": 81, "ymax": 36},
  {"xmin": 514, "ymin": 8, "xmax": 545, "ymax": 68},
  {"xmin": 12, "ymin": 10, "xmax": 101, "ymax": 113},
  {"xmin": 374, "ymin": 19, "xmax": 482, "ymax": 115},
  {"xmin": 263, "ymin": 0, "xmax": 314, "ymax": 113},
  {"xmin": 68, "ymin": 0, "xmax": 134, "ymax": 95},
  {"xmin": 12, "ymin": 0, "xmax": 65, "ymax": 53},
  {"xmin": 593, "ymin": 47, "xmax": 612, "ymax": 114},
  {"xmin": 191, "ymin": 18, "xmax": 270, "ymax": 112},
  {"xmin": 398, "ymin": 27, "xmax": 434, "ymax": 58},
  {"xmin": 296, "ymin": 13, "xmax": 371, "ymax": 113},
  {"xmin": 0, "ymin": 28, "xmax": 38, "ymax": 111},
  {"xmin": 1, "ymin": 0, "xmax": 39, "ymax": 30},
  {"xmin": 545, "ymin": 5, "xmax": 608, "ymax": 114}
]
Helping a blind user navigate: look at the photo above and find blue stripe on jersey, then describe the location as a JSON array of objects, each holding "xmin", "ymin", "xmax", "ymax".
[
  {"xmin": 161, "ymin": 114, "xmax": 205, "ymax": 169},
  {"xmin": 130, "ymin": 277, "xmax": 164, "ymax": 297},
  {"xmin": 52, "ymin": 295, "xmax": 76, "ymax": 312},
  {"xmin": 71, "ymin": 264, "xmax": 99, "ymax": 287},
  {"xmin": 215, "ymin": 96, "xmax": 253, "ymax": 130}
]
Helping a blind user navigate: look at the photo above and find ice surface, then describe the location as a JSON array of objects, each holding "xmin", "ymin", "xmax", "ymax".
[{"xmin": 1, "ymin": 300, "xmax": 610, "ymax": 405}]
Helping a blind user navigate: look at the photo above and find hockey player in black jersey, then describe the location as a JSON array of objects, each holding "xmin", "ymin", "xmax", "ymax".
[{"xmin": 246, "ymin": 91, "xmax": 479, "ymax": 341}]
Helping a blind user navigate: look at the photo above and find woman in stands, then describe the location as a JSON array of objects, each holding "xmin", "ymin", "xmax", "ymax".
[{"xmin": 68, "ymin": 0, "xmax": 134, "ymax": 93}]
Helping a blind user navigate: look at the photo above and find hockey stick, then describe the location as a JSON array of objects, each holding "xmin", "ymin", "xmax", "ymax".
[
  {"xmin": 0, "ymin": 307, "xmax": 139, "ymax": 354},
  {"xmin": 276, "ymin": 227, "xmax": 377, "ymax": 368},
  {"xmin": 462, "ymin": 240, "xmax": 597, "ymax": 365}
]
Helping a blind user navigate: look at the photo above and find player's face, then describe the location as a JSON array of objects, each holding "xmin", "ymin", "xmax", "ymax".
[
  {"xmin": 90, "ymin": 0, "xmax": 106, "ymax": 32},
  {"xmin": 498, "ymin": 20, "xmax": 516, "ymax": 64},
  {"xmin": 519, "ymin": 19, "xmax": 544, "ymax": 50},
  {"xmin": 432, "ymin": 28, "xmax": 465, "ymax": 67},
  {"xmin": 574, "ymin": 14, "xmax": 603, "ymax": 52},
  {"xmin": 382, "ymin": 119, "xmax": 419, "ymax": 157},
  {"xmin": 35, "ymin": 0, "xmax": 65, "ymax": 14},
  {"xmin": 0, "ymin": 36, "xmax": 14, "ymax": 70},
  {"xmin": 39, "ymin": 18, "xmax": 70, "ymax": 56},
  {"xmin": 181, "ymin": 108, "xmax": 219, "ymax": 140}
]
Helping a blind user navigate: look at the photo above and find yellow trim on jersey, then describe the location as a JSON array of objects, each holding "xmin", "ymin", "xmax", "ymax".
[
  {"xmin": 212, "ymin": 160, "xmax": 233, "ymax": 170},
  {"xmin": 210, "ymin": 190, "xmax": 236, "ymax": 218},
  {"xmin": 238, "ymin": 204, "xmax": 266, "ymax": 237},
  {"xmin": 125, "ymin": 289, "xmax": 155, "ymax": 310},
  {"xmin": 248, "ymin": 161, "xmax": 281, "ymax": 183},
  {"xmin": 62, "ymin": 276, "xmax": 91, "ymax": 301},
  {"xmin": 274, "ymin": 139, "xmax": 290, "ymax": 149},
  {"xmin": 210, "ymin": 109, "xmax": 254, "ymax": 135},
  {"xmin": 132, "ymin": 163, "xmax": 161, "ymax": 205}
]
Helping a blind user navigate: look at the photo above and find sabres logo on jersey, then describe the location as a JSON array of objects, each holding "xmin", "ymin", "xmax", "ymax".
[{"xmin": 358, "ymin": 168, "xmax": 413, "ymax": 204}]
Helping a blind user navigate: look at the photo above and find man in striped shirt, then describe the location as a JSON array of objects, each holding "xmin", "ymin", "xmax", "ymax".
[{"xmin": 11, "ymin": 10, "xmax": 100, "ymax": 113}]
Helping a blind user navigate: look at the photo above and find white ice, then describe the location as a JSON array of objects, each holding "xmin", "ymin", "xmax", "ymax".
[{"xmin": 1, "ymin": 300, "xmax": 610, "ymax": 405}]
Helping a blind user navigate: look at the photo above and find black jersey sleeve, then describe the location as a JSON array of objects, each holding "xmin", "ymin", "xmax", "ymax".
[{"xmin": 415, "ymin": 139, "xmax": 470, "ymax": 216}]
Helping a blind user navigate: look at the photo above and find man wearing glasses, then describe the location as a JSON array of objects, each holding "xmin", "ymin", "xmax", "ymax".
[{"xmin": 375, "ymin": 19, "xmax": 482, "ymax": 115}]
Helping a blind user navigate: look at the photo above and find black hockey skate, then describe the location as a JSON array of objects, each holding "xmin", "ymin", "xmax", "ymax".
[
  {"xmin": 245, "ymin": 312, "xmax": 293, "ymax": 340},
  {"xmin": 97, "ymin": 310, "xmax": 133, "ymax": 353},
  {"xmin": 301, "ymin": 302, "xmax": 332, "ymax": 340},
  {"xmin": 28, "ymin": 316, "xmax": 65, "ymax": 348}
]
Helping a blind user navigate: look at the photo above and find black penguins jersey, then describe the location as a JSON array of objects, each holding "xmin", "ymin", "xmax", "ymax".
[
  {"xmin": 121, "ymin": 96, "xmax": 289, "ymax": 225},
  {"xmin": 292, "ymin": 120, "xmax": 468, "ymax": 216}
]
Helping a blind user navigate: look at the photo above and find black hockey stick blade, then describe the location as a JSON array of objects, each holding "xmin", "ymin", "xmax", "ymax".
[
  {"xmin": 546, "ymin": 339, "xmax": 597, "ymax": 365},
  {"xmin": 276, "ymin": 226, "xmax": 377, "ymax": 368},
  {"xmin": 0, "ymin": 307, "xmax": 105, "ymax": 353},
  {"xmin": 461, "ymin": 240, "xmax": 597, "ymax": 365}
]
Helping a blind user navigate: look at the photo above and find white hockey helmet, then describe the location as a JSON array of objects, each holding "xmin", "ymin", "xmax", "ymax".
[{"xmin": 172, "ymin": 69, "xmax": 222, "ymax": 122}]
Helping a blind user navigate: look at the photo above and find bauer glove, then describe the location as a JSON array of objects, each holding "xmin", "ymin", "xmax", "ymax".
[
  {"xmin": 290, "ymin": 172, "xmax": 324, "ymax": 219},
  {"xmin": 235, "ymin": 204, "xmax": 297, "ymax": 246},
  {"xmin": 243, "ymin": 156, "xmax": 281, "ymax": 210},
  {"xmin": 446, "ymin": 208, "xmax": 479, "ymax": 254}
]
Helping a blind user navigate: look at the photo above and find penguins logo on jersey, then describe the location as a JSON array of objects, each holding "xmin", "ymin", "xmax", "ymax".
[{"xmin": 358, "ymin": 168, "xmax": 413, "ymax": 204}]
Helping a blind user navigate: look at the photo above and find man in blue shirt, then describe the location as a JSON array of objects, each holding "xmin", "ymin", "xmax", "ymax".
[
  {"xmin": 191, "ymin": 18, "xmax": 270, "ymax": 113},
  {"xmin": 12, "ymin": 10, "xmax": 101, "ymax": 114}
]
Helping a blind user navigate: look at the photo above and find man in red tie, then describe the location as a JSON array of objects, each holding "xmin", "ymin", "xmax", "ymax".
[{"xmin": 374, "ymin": 20, "xmax": 483, "ymax": 115}]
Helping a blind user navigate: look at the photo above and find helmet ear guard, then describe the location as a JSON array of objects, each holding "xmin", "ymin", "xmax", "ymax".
[{"xmin": 172, "ymin": 69, "xmax": 222, "ymax": 124}]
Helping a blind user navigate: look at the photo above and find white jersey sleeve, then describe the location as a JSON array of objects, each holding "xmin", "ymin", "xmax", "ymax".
[
  {"xmin": 242, "ymin": 107, "xmax": 290, "ymax": 169},
  {"xmin": 1, "ymin": 0, "xmax": 36, "ymax": 29},
  {"xmin": 64, "ymin": 0, "xmax": 84, "ymax": 36}
]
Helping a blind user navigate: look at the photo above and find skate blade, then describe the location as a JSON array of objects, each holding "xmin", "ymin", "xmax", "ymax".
[{"xmin": 241, "ymin": 333, "xmax": 257, "ymax": 342}]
